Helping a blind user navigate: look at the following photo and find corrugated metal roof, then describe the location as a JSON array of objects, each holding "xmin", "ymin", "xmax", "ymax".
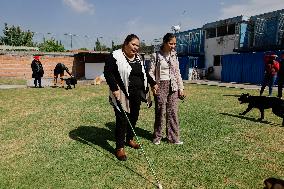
[
  {"xmin": 250, "ymin": 9, "xmax": 284, "ymax": 21},
  {"xmin": 203, "ymin": 16, "xmax": 244, "ymax": 29}
]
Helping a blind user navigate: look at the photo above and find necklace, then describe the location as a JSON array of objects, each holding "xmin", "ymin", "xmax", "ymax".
[
  {"xmin": 123, "ymin": 52, "xmax": 135, "ymax": 62},
  {"xmin": 162, "ymin": 52, "xmax": 171, "ymax": 64}
]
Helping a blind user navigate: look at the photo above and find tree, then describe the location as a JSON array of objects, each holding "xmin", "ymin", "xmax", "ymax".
[
  {"xmin": 38, "ymin": 38, "xmax": 65, "ymax": 52},
  {"xmin": 94, "ymin": 38, "xmax": 109, "ymax": 51},
  {"xmin": 112, "ymin": 44, "xmax": 122, "ymax": 51},
  {"xmin": 0, "ymin": 23, "xmax": 34, "ymax": 46},
  {"xmin": 139, "ymin": 41, "xmax": 154, "ymax": 54},
  {"xmin": 95, "ymin": 38, "xmax": 102, "ymax": 51}
]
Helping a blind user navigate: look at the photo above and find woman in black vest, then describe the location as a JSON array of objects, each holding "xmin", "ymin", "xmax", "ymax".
[{"xmin": 104, "ymin": 34, "xmax": 156, "ymax": 161}]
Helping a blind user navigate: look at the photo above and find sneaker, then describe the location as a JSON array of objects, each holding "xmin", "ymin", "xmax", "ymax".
[
  {"xmin": 174, "ymin": 141, "xmax": 183, "ymax": 145},
  {"xmin": 153, "ymin": 140, "xmax": 160, "ymax": 145}
]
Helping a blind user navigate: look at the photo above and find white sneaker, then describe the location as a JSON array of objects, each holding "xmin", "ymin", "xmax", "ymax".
[
  {"xmin": 174, "ymin": 141, "xmax": 183, "ymax": 145},
  {"xmin": 153, "ymin": 140, "xmax": 160, "ymax": 145}
]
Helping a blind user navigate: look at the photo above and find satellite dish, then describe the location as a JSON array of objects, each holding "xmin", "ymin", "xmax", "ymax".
[{"xmin": 171, "ymin": 25, "xmax": 181, "ymax": 33}]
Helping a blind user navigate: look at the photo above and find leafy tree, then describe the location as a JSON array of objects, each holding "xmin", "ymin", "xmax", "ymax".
[
  {"xmin": 139, "ymin": 41, "xmax": 154, "ymax": 54},
  {"xmin": 95, "ymin": 38, "xmax": 101, "ymax": 51},
  {"xmin": 94, "ymin": 38, "xmax": 109, "ymax": 51},
  {"xmin": 38, "ymin": 38, "xmax": 65, "ymax": 52},
  {"xmin": 0, "ymin": 23, "xmax": 34, "ymax": 46},
  {"xmin": 112, "ymin": 44, "xmax": 122, "ymax": 51},
  {"xmin": 111, "ymin": 41, "xmax": 154, "ymax": 54}
]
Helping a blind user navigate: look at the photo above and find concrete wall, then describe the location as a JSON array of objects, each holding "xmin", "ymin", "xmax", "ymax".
[
  {"xmin": 0, "ymin": 54, "xmax": 75, "ymax": 79},
  {"xmin": 85, "ymin": 63, "xmax": 105, "ymax": 79},
  {"xmin": 204, "ymin": 34, "xmax": 238, "ymax": 80}
]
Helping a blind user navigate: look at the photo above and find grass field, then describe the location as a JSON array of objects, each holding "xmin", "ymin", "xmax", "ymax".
[
  {"xmin": 0, "ymin": 77, "xmax": 27, "ymax": 85},
  {"xmin": 0, "ymin": 83, "xmax": 283, "ymax": 189}
]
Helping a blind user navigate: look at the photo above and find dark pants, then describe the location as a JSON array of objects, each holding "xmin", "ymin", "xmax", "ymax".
[
  {"xmin": 278, "ymin": 76, "xmax": 284, "ymax": 98},
  {"xmin": 260, "ymin": 74, "xmax": 277, "ymax": 96},
  {"xmin": 34, "ymin": 77, "xmax": 42, "ymax": 87},
  {"xmin": 114, "ymin": 93, "xmax": 141, "ymax": 149}
]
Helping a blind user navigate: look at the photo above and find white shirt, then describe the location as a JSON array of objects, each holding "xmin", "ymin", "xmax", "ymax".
[{"xmin": 160, "ymin": 54, "xmax": 171, "ymax": 81}]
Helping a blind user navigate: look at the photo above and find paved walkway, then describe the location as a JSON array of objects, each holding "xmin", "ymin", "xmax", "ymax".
[
  {"xmin": 0, "ymin": 79, "xmax": 275, "ymax": 91},
  {"xmin": 0, "ymin": 85, "xmax": 27, "ymax": 89},
  {"xmin": 183, "ymin": 80, "xmax": 264, "ymax": 90}
]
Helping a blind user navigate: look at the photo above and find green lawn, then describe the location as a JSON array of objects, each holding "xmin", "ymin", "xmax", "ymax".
[
  {"xmin": 0, "ymin": 84, "xmax": 283, "ymax": 189},
  {"xmin": 0, "ymin": 77, "xmax": 27, "ymax": 85}
]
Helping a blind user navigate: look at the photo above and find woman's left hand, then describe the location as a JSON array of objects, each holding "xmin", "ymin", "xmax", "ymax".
[
  {"xmin": 179, "ymin": 90, "xmax": 184, "ymax": 97},
  {"xmin": 178, "ymin": 90, "xmax": 185, "ymax": 100}
]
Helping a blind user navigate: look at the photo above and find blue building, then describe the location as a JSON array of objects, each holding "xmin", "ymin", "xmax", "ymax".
[
  {"xmin": 175, "ymin": 28, "xmax": 205, "ymax": 79},
  {"xmin": 176, "ymin": 9, "xmax": 284, "ymax": 83}
]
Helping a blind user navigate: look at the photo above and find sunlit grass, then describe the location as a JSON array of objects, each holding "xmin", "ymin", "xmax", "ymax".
[
  {"xmin": 0, "ymin": 77, "xmax": 27, "ymax": 85},
  {"xmin": 0, "ymin": 84, "xmax": 283, "ymax": 189}
]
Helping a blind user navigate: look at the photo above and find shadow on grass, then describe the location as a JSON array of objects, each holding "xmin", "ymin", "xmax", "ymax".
[
  {"xmin": 223, "ymin": 94, "xmax": 241, "ymax": 97},
  {"xmin": 68, "ymin": 122, "xmax": 156, "ymax": 186},
  {"xmin": 104, "ymin": 121, "xmax": 153, "ymax": 142},
  {"xmin": 220, "ymin": 112, "xmax": 280, "ymax": 126},
  {"xmin": 134, "ymin": 127, "xmax": 153, "ymax": 142},
  {"xmin": 69, "ymin": 122, "xmax": 115, "ymax": 155}
]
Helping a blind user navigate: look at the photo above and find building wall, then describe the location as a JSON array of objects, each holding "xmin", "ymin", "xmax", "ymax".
[
  {"xmin": 0, "ymin": 54, "xmax": 75, "ymax": 79},
  {"xmin": 204, "ymin": 34, "xmax": 238, "ymax": 80},
  {"xmin": 85, "ymin": 63, "xmax": 104, "ymax": 79}
]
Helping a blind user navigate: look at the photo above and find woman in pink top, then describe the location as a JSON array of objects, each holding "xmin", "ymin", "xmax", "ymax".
[{"xmin": 149, "ymin": 33, "xmax": 185, "ymax": 145}]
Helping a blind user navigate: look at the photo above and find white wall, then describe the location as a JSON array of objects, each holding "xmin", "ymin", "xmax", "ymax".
[
  {"xmin": 85, "ymin": 63, "xmax": 105, "ymax": 79},
  {"xmin": 204, "ymin": 35, "xmax": 238, "ymax": 80}
]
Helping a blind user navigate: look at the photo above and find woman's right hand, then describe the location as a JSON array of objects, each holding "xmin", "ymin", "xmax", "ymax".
[
  {"xmin": 152, "ymin": 84, "xmax": 158, "ymax": 96},
  {"xmin": 113, "ymin": 90, "xmax": 120, "ymax": 101}
]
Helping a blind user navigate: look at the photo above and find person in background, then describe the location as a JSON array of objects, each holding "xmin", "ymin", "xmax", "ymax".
[
  {"xmin": 31, "ymin": 56, "xmax": 44, "ymax": 88},
  {"xmin": 260, "ymin": 54, "xmax": 279, "ymax": 96},
  {"xmin": 148, "ymin": 33, "xmax": 185, "ymax": 145},
  {"xmin": 53, "ymin": 63, "xmax": 72, "ymax": 87},
  {"xmin": 104, "ymin": 34, "xmax": 156, "ymax": 161},
  {"xmin": 277, "ymin": 52, "xmax": 284, "ymax": 98}
]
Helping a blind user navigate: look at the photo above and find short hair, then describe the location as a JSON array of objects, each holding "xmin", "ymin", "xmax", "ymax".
[{"xmin": 122, "ymin": 34, "xmax": 139, "ymax": 49}]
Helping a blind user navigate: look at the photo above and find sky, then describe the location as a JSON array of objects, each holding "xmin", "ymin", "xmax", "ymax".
[{"xmin": 0, "ymin": 0, "xmax": 283, "ymax": 49}]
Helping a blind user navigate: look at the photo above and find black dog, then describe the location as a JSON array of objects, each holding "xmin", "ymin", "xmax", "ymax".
[
  {"xmin": 264, "ymin": 177, "xmax": 284, "ymax": 189},
  {"xmin": 238, "ymin": 93, "xmax": 284, "ymax": 126},
  {"xmin": 63, "ymin": 77, "xmax": 77, "ymax": 89}
]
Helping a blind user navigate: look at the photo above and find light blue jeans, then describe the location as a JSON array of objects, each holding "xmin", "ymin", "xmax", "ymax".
[{"xmin": 260, "ymin": 74, "xmax": 277, "ymax": 96}]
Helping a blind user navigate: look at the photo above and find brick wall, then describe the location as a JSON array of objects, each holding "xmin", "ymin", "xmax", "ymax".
[{"xmin": 0, "ymin": 54, "xmax": 75, "ymax": 79}]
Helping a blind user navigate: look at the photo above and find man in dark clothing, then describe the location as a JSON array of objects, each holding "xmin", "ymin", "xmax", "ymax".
[
  {"xmin": 260, "ymin": 54, "xmax": 279, "ymax": 96},
  {"xmin": 53, "ymin": 63, "xmax": 72, "ymax": 87},
  {"xmin": 277, "ymin": 52, "xmax": 284, "ymax": 98},
  {"xmin": 31, "ymin": 56, "xmax": 44, "ymax": 88}
]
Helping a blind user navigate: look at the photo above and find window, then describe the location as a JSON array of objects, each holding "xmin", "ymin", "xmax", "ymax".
[
  {"xmin": 213, "ymin": 55, "xmax": 222, "ymax": 66},
  {"xmin": 217, "ymin": 25, "xmax": 227, "ymax": 37},
  {"xmin": 228, "ymin": 24, "xmax": 236, "ymax": 35},
  {"xmin": 206, "ymin": 28, "xmax": 216, "ymax": 38}
]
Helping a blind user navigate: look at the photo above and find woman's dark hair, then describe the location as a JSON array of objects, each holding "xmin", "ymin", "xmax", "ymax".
[
  {"xmin": 122, "ymin": 34, "xmax": 139, "ymax": 50},
  {"xmin": 160, "ymin": 33, "xmax": 176, "ymax": 50}
]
